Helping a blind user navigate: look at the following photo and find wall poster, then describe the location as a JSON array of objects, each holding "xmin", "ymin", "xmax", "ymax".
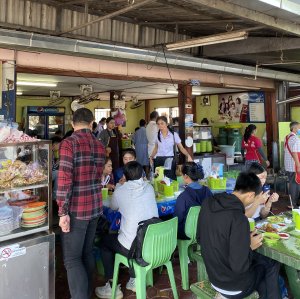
[{"xmin": 218, "ymin": 91, "xmax": 265, "ymax": 123}]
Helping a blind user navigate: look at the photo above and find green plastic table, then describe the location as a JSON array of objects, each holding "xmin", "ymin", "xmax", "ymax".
[{"xmin": 256, "ymin": 217, "xmax": 300, "ymax": 298}]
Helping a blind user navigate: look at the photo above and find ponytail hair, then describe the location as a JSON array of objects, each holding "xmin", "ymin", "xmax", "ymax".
[
  {"xmin": 182, "ymin": 162, "xmax": 204, "ymax": 181},
  {"xmin": 244, "ymin": 124, "xmax": 257, "ymax": 143}
]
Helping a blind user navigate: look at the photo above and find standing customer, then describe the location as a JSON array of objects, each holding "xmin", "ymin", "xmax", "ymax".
[
  {"xmin": 56, "ymin": 108, "xmax": 106, "ymax": 299},
  {"xmin": 99, "ymin": 117, "xmax": 120, "ymax": 169},
  {"xmin": 284, "ymin": 121, "xmax": 300, "ymax": 208},
  {"xmin": 242, "ymin": 124, "xmax": 269, "ymax": 170},
  {"xmin": 97, "ymin": 117, "xmax": 106, "ymax": 135},
  {"xmin": 146, "ymin": 111, "xmax": 159, "ymax": 158},
  {"xmin": 132, "ymin": 119, "xmax": 149, "ymax": 174},
  {"xmin": 150, "ymin": 116, "xmax": 193, "ymax": 180}
]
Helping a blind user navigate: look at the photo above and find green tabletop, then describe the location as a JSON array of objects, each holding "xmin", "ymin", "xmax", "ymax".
[
  {"xmin": 256, "ymin": 214, "xmax": 300, "ymax": 298},
  {"xmin": 257, "ymin": 226, "xmax": 300, "ymax": 270}
]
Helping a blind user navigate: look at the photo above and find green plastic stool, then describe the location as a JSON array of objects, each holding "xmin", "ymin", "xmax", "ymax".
[
  {"xmin": 190, "ymin": 250, "xmax": 208, "ymax": 281},
  {"xmin": 177, "ymin": 206, "xmax": 201, "ymax": 290},
  {"xmin": 191, "ymin": 281, "xmax": 259, "ymax": 299},
  {"xmin": 111, "ymin": 217, "xmax": 179, "ymax": 299}
]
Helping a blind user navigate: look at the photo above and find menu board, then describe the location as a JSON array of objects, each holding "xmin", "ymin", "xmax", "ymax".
[
  {"xmin": 249, "ymin": 102, "xmax": 265, "ymax": 122},
  {"xmin": 248, "ymin": 92, "xmax": 265, "ymax": 122}
]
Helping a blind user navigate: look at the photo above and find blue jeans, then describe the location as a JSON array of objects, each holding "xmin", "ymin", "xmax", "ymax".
[
  {"xmin": 244, "ymin": 160, "xmax": 260, "ymax": 171},
  {"xmin": 220, "ymin": 252, "xmax": 281, "ymax": 299},
  {"xmin": 61, "ymin": 214, "xmax": 99, "ymax": 299}
]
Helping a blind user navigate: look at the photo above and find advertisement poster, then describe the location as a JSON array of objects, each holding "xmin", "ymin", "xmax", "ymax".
[
  {"xmin": 218, "ymin": 92, "xmax": 265, "ymax": 123},
  {"xmin": 112, "ymin": 108, "xmax": 126, "ymax": 127}
]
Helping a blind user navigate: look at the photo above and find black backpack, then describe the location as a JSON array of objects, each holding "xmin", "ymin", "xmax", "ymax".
[{"xmin": 128, "ymin": 217, "xmax": 162, "ymax": 272}]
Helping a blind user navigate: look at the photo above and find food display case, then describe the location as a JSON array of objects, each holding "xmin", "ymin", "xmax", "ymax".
[
  {"xmin": 0, "ymin": 140, "xmax": 52, "ymax": 241},
  {"xmin": 0, "ymin": 140, "xmax": 54, "ymax": 299}
]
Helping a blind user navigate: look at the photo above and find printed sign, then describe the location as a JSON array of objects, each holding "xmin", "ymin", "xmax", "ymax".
[{"xmin": 0, "ymin": 244, "xmax": 26, "ymax": 261}]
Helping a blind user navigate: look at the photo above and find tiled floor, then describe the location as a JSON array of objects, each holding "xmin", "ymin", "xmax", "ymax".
[{"xmin": 55, "ymin": 194, "xmax": 293, "ymax": 299}]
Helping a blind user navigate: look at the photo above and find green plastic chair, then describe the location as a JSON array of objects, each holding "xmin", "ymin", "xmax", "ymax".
[
  {"xmin": 111, "ymin": 217, "xmax": 179, "ymax": 299},
  {"xmin": 177, "ymin": 206, "xmax": 201, "ymax": 290}
]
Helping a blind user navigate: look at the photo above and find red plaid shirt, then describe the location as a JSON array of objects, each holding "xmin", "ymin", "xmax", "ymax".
[{"xmin": 56, "ymin": 129, "xmax": 106, "ymax": 220}]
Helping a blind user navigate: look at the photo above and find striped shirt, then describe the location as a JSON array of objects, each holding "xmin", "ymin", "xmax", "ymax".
[
  {"xmin": 284, "ymin": 132, "xmax": 300, "ymax": 172},
  {"xmin": 56, "ymin": 129, "xmax": 106, "ymax": 220}
]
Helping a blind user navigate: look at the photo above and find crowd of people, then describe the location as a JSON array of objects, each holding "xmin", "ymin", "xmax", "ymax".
[{"xmin": 53, "ymin": 107, "xmax": 299, "ymax": 299}]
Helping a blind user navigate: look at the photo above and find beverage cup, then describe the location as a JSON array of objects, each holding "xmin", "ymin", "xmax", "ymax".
[
  {"xmin": 292, "ymin": 209, "xmax": 300, "ymax": 231},
  {"xmin": 248, "ymin": 218, "xmax": 255, "ymax": 232},
  {"xmin": 101, "ymin": 187, "xmax": 109, "ymax": 200}
]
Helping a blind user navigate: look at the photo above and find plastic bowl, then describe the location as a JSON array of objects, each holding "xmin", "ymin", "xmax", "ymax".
[{"xmin": 263, "ymin": 232, "xmax": 280, "ymax": 246}]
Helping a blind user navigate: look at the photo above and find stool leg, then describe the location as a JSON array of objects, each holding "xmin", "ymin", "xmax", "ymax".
[
  {"xmin": 165, "ymin": 261, "xmax": 179, "ymax": 299},
  {"xmin": 146, "ymin": 269, "xmax": 153, "ymax": 287},
  {"xmin": 134, "ymin": 265, "xmax": 147, "ymax": 299},
  {"xmin": 111, "ymin": 257, "xmax": 121, "ymax": 299},
  {"xmin": 178, "ymin": 241, "xmax": 190, "ymax": 290}
]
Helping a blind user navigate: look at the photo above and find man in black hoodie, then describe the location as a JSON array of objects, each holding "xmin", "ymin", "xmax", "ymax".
[{"xmin": 197, "ymin": 172, "xmax": 281, "ymax": 299}]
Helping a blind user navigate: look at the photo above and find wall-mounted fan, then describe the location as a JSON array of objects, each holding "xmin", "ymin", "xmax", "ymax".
[
  {"xmin": 130, "ymin": 97, "xmax": 143, "ymax": 109},
  {"xmin": 49, "ymin": 90, "xmax": 65, "ymax": 106}
]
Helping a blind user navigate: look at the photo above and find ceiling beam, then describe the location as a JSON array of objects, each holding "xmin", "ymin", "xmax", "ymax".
[
  {"xmin": 139, "ymin": 19, "xmax": 242, "ymax": 25},
  {"xmin": 56, "ymin": 0, "xmax": 94, "ymax": 6},
  {"xmin": 203, "ymin": 37, "xmax": 300, "ymax": 57},
  {"xmin": 188, "ymin": 0, "xmax": 300, "ymax": 37},
  {"xmin": 59, "ymin": 0, "xmax": 156, "ymax": 35}
]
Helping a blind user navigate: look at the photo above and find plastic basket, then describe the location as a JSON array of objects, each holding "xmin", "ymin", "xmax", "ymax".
[
  {"xmin": 223, "ymin": 171, "xmax": 239, "ymax": 179},
  {"xmin": 157, "ymin": 181, "xmax": 179, "ymax": 197},
  {"xmin": 208, "ymin": 177, "xmax": 227, "ymax": 190},
  {"xmin": 226, "ymin": 178, "xmax": 236, "ymax": 190},
  {"xmin": 121, "ymin": 139, "xmax": 131, "ymax": 149}
]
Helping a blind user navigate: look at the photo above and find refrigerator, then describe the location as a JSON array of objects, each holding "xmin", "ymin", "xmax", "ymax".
[
  {"xmin": 0, "ymin": 233, "xmax": 55, "ymax": 299},
  {"xmin": 23, "ymin": 106, "xmax": 65, "ymax": 140}
]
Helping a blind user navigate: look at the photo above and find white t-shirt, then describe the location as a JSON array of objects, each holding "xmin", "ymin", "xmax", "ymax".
[
  {"xmin": 146, "ymin": 121, "xmax": 158, "ymax": 157},
  {"xmin": 284, "ymin": 132, "xmax": 300, "ymax": 172},
  {"xmin": 155, "ymin": 131, "xmax": 181, "ymax": 157}
]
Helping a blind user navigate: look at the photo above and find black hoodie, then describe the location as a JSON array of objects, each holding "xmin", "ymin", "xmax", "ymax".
[{"xmin": 196, "ymin": 192, "xmax": 254, "ymax": 291}]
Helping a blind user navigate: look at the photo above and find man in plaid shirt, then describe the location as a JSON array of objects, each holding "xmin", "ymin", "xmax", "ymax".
[
  {"xmin": 284, "ymin": 121, "xmax": 300, "ymax": 208},
  {"xmin": 57, "ymin": 108, "xmax": 106, "ymax": 299}
]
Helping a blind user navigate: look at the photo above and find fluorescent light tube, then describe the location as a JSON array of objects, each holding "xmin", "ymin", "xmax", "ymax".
[
  {"xmin": 17, "ymin": 81, "xmax": 57, "ymax": 87},
  {"xmin": 225, "ymin": 84, "xmax": 261, "ymax": 90},
  {"xmin": 166, "ymin": 89, "xmax": 201, "ymax": 95},
  {"xmin": 16, "ymin": 91, "xmax": 23, "ymax": 95},
  {"xmin": 166, "ymin": 31, "xmax": 248, "ymax": 51}
]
